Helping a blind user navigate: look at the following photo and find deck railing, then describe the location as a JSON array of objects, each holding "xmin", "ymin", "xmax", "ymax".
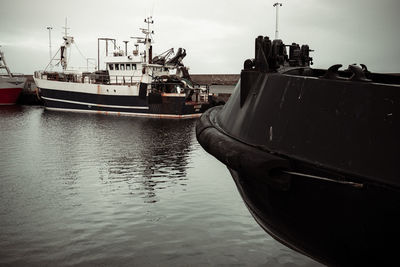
[{"xmin": 35, "ymin": 71, "xmax": 142, "ymax": 86}]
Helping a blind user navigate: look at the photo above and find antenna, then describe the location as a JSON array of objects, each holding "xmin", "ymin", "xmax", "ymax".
[
  {"xmin": 46, "ymin": 26, "xmax": 53, "ymax": 69},
  {"xmin": 273, "ymin": 2, "xmax": 283, "ymax": 39},
  {"xmin": 123, "ymin": 41, "xmax": 129, "ymax": 56},
  {"xmin": 144, "ymin": 16, "xmax": 154, "ymax": 29},
  {"xmin": 142, "ymin": 17, "xmax": 154, "ymax": 64},
  {"xmin": 62, "ymin": 17, "xmax": 70, "ymax": 37}
]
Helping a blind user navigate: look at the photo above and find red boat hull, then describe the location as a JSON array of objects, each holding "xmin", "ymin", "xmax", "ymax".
[{"xmin": 0, "ymin": 87, "xmax": 23, "ymax": 105}]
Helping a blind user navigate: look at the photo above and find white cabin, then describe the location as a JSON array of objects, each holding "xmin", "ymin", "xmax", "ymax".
[{"xmin": 104, "ymin": 52, "xmax": 171, "ymax": 85}]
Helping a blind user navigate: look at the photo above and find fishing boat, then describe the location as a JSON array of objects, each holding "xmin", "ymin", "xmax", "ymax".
[
  {"xmin": 34, "ymin": 17, "xmax": 212, "ymax": 118},
  {"xmin": 0, "ymin": 48, "xmax": 26, "ymax": 105},
  {"xmin": 196, "ymin": 25, "xmax": 400, "ymax": 267}
]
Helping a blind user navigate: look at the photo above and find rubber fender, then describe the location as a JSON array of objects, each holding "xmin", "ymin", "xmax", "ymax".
[{"xmin": 196, "ymin": 107, "xmax": 291, "ymax": 191}]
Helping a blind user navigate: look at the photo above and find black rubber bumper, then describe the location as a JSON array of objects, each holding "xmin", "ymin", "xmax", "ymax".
[{"xmin": 196, "ymin": 106, "xmax": 291, "ymax": 190}]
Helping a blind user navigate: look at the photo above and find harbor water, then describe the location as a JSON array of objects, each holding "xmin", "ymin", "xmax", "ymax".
[{"xmin": 0, "ymin": 106, "xmax": 321, "ymax": 266}]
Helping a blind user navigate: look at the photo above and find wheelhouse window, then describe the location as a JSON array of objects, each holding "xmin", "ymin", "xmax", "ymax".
[
  {"xmin": 109, "ymin": 64, "xmax": 114, "ymax": 70},
  {"xmin": 115, "ymin": 64, "xmax": 119, "ymax": 70},
  {"xmin": 126, "ymin": 64, "xmax": 131, "ymax": 70},
  {"xmin": 132, "ymin": 64, "xmax": 137, "ymax": 70},
  {"xmin": 120, "ymin": 64, "xmax": 125, "ymax": 71}
]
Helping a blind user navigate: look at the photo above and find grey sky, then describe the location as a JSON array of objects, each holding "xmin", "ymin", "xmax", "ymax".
[{"xmin": 1, "ymin": 0, "xmax": 399, "ymax": 74}]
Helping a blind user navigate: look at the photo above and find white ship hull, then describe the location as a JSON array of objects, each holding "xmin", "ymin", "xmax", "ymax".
[{"xmin": 34, "ymin": 77, "xmax": 209, "ymax": 118}]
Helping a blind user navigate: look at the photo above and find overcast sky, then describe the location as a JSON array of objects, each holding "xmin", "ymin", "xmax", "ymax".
[{"xmin": 1, "ymin": 0, "xmax": 399, "ymax": 74}]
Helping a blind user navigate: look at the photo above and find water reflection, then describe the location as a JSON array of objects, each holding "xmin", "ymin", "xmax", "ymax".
[
  {"xmin": 39, "ymin": 110, "xmax": 195, "ymax": 203},
  {"xmin": 100, "ymin": 119, "xmax": 194, "ymax": 203},
  {"xmin": 0, "ymin": 105, "xmax": 23, "ymax": 114}
]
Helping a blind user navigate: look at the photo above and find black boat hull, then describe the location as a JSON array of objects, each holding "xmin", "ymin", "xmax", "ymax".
[
  {"xmin": 229, "ymin": 166, "xmax": 400, "ymax": 267},
  {"xmin": 197, "ymin": 102, "xmax": 400, "ymax": 266},
  {"xmin": 39, "ymin": 88, "xmax": 210, "ymax": 118}
]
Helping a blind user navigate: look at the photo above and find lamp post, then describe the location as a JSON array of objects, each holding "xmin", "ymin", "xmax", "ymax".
[{"xmin": 273, "ymin": 3, "xmax": 282, "ymax": 39}]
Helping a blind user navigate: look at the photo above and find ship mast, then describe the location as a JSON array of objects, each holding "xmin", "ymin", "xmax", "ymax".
[
  {"xmin": 61, "ymin": 18, "xmax": 74, "ymax": 71},
  {"xmin": 130, "ymin": 17, "xmax": 154, "ymax": 65},
  {"xmin": 143, "ymin": 16, "xmax": 154, "ymax": 64},
  {"xmin": 46, "ymin": 26, "xmax": 53, "ymax": 70},
  {"xmin": 273, "ymin": 2, "xmax": 283, "ymax": 39}
]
